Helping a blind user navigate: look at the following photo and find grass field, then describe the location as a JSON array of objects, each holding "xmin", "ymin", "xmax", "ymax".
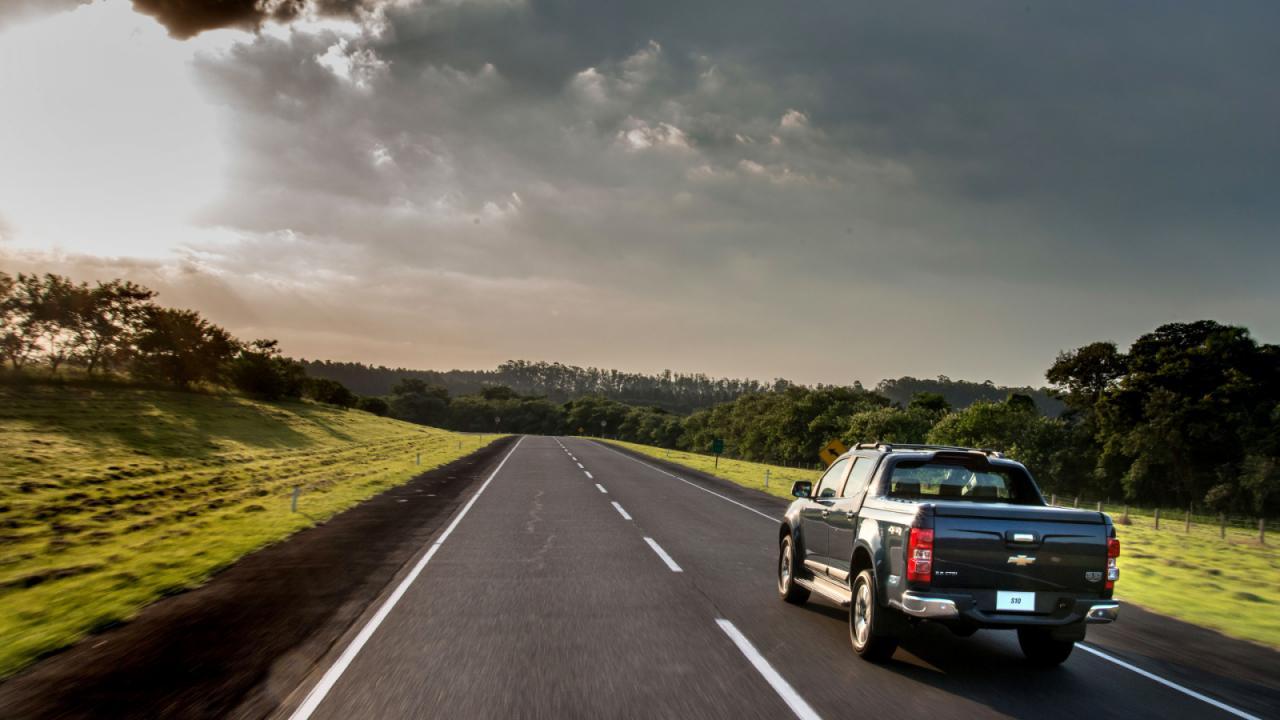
[
  {"xmin": 603, "ymin": 439, "xmax": 1280, "ymax": 649},
  {"xmin": 0, "ymin": 385, "xmax": 497, "ymax": 677}
]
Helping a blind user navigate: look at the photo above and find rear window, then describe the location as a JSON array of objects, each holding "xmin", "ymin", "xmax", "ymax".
[{"xmin": 886, "ymin": 458, "xmax": 1041, "ymax": 505}]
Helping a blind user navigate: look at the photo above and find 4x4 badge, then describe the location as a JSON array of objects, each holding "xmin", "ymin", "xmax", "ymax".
[
  {"xmin": 1085, "ymin": 571, "xmax": 1103, "ymax": 582},
  {"xmin": 1007, "ymin": 555, "xmax": 1036, "ymax": 566}
]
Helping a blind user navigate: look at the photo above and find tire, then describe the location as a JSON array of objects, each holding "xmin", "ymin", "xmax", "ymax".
[
  {"xmin": 778, "ymin": 534, "xmax": 810, "ymax": 605},
  {"xmin": 1017, "ymin": 627, "xmax": 1075, "ymax": 667},
  {"xmin": 850, "ymin": 570, "xmax": 899, "ymax": 662}
]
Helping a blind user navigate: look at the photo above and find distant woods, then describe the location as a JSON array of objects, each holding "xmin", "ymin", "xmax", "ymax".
[
  {"xmin": 5, "ymin": 271, "xmax": 1276, "ymax": 515},
  {"xmin": 300, "ymin": 359, "xmax": 1065, "ymax": 417},
  {"xmin": 299, "ymin": 359, "xmax": 775, "ymax": 415}
]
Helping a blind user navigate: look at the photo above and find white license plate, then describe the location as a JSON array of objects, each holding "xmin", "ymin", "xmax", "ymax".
[{"xmin": 996, "ymin": 591, "xmax": 1036, "ymax": 612}]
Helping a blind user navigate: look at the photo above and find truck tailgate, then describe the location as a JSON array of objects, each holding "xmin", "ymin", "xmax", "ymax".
[{"xmin": 930, "ymin": 504, "xmax": 1108, "ymax": 594}]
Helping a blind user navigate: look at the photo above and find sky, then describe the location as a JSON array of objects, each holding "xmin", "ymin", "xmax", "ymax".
[{"xmin": 1, "ymin": 0, "xmax": 1277, "ymax": 388}]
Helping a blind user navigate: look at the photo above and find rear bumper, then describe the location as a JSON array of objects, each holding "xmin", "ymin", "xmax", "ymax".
[
  {"xmin": 1085, "ymin": 602, "xmax": 1120, "ymax": 623},
  {"xmin": 897, "ymin": 592, "xmax": 960, "ymax": 618},
  {"xmin": 893, "ymin": 591, "xmax": 1118, "ymax": 626}
]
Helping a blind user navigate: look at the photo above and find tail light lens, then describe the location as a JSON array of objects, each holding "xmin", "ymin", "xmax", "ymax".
[
  {"xmin": 1105, "ymin": 536, "xmax": 1120, "ymax": 589},
  {"xmin": 907, "ymin": 528, "xmax": 934, "ymax": 584}
]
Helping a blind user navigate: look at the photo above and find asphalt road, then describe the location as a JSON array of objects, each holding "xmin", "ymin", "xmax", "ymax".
[{"xmin": 280, "ymin": 436, "xmax": 1277, "ymax": 720}]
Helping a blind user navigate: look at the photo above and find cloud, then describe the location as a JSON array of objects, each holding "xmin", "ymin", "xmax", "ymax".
[
  {"xmin": 0, "ymin": 0, "xmax": 93, "ymax": 30},
  {"xmin": 129, "ymin": 0, "xmax": 388, "ymax": 38},
  {"xmin": 4, "ymin": 0, "xmax": 1278, "ymax": 386}
]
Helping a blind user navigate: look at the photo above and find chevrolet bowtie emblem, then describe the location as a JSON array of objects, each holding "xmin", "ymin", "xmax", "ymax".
[{"xmin": 1007, "ymin": 555, "xmax": 1036, "ymax": 566}]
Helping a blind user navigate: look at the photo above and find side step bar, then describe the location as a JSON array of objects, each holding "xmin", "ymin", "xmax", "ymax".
[{"xmin": 795, "ymin": 576, "xmax": 853, "ymax": 608}]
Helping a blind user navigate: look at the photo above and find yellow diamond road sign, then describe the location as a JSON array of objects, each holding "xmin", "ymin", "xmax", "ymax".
[{"xmin": 819, "ymin": 439, "xmax": 848, "ymax": 467}]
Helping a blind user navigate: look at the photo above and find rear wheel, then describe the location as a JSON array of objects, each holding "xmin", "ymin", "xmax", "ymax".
[
  {"xmin": 778, "ymin": 535, "xmax": 810, "ymax": 604},
  {"xmin": 1017, "ymin": 627, "xmax": 1075, "ymax": 667},
  {"xmin": 850, "ymin": 570, "xmax": 899, "ymax": 662}
]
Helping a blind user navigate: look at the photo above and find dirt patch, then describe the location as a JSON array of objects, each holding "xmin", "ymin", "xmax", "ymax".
[{"xmin": 0, "ymin": 436, "xmax": 516, "ymax": 720}]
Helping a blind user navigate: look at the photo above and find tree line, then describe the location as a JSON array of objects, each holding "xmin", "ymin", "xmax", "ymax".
[
  {"xmin": 7, "ymin": 272, "xmax": 1274, "ymax": 515},
  {"xmin": 299, "ymin": 359, "xmax": 777, "ymax": 414},
  {"xmin": 0, "ymin": 272, "xmax": 374, "ymax": 410},
  {"xmin": 301, "ymin": 358, "xmax": 1064, "ymax": 417},
  {"xmin": 379, "ymin": 321, "xmax": 1278, "ymax": 516}
]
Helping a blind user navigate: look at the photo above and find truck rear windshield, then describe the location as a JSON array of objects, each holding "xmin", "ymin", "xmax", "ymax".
[{"xmin": 885, "ymin": 458, "xmax": 1041, "ymax": 505}]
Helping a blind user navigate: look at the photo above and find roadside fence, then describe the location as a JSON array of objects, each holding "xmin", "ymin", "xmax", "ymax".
[{"xmin": 1047, "ymin": 494, "xmax": 1271, "ymax": 546}]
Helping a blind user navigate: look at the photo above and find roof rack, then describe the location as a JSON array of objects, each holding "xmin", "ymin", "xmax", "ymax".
[{"xmin": 854, "ymin": 442, "xmax": 1004, "ymax": 459}]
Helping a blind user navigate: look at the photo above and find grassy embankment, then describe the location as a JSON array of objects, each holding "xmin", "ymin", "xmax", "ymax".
[
  {"xmin": 0, "ymin": 385, "xmax": 498, "ymax": 677},
  {"xmin": 603, "ymin": 439, "xmax": 1280, "ymax": 649}
]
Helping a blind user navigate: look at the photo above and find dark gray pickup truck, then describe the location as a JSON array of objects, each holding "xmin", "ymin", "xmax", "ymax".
[{"xmin": 777, "ymin": 443, "xmax": 1119, "ymax": 666}]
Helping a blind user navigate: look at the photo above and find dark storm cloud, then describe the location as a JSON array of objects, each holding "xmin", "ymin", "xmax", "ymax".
[
  {"xmin": 177, "ymin": 0, "xmax": 1279, "ymax": 383},
  {"xmin": 130, "ymin": 0, "xmax": 382, "ymax": 38}
]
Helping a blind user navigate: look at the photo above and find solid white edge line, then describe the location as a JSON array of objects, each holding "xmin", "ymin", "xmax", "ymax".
[
  {"xmin": 611, "ymin": 501, "xmax": 632, "ymax": 520},
  {"xmin": 584, "ymin": 471, "xmax": 594, "ymax": 479},
  {"xmin": 1076, "ymin": 644, "xmax": 1261, "ymax": 720},
  {"xmin": 643, "ymin": 536, "xmax": 683, "ymax": 572},
  {"xmin": 595, "ymin": 483, "xmax": 608, "ymax": 494},
  {"xmin": 287, "ymin": 436, "xmax": 526, "ymax": 720},
  {"xmin": 715, "ymin": 619, "xmax": 821, "ymax": 720},
  {"xmin": 595, "ymin": 442, "xmax": 780, "ymax": 523}
]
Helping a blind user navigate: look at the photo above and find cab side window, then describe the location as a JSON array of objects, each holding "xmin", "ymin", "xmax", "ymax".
[
  {"xmin": 841, "ymin": 457, "xmax": 876, "ymax": 498},
  {"xmin": 815, "ymin": 458, "xmax": 850, "ymax": 499}
]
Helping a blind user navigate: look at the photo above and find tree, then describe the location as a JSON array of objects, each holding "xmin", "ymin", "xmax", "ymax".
[
  {"xmin": 1094, "ymin": 321, "xmax": 1279, "ymax": 511},
  {"xmin": 845, "ymin": 407, "xmax": 935, "ymax": 445},
  {"xmin": 30, "ymin": 274, "xmax": 93, "ymax": 375},
  {"xmin": 0, "ymin": 271, "xmax": 32, "ymax": 370},
  {"xmin": 1, "ymin": 274, "xmax": 60, "ymax": 371},
  {"xmin": 306, "ymin": 377, "xmax": 357, "ymax": 407},
  {"xmin": 227, "ymin": 339, "xmax": 307, "ymax": 400},
  {"xmin": 907, "ymin": 392, "xmax": 951, "ymax": 415},
  {"xmin": 563, "ymin": 395, "xmax": 632, "ymax": 438},
  {"xmin": 1006, "ymin": 393, "xmax": 1038, "ymax": 414},
  {"xmin": 133, "ymin": 307, "xmax": 237, "ymax": 388},
  {"xmin": 357, "ymin": 396, "xmax": 390, "ymax": 416},
  {"xmin": 77, "ymin": 280, "xmax": 155, "ymax": 375},
  {"xmin": 389, "ymin": 378, "xmax": 451, "ymax": 425},
  {"xmin": 1046, "ymin": 342, "xmax": 1126, "ymax": 410},
  {"xmin": 927, "ymin": 397, "xmax": 1071, "ymax": 491}
]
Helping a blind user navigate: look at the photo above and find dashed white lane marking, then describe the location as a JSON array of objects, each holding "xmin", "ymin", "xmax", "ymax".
[
  {"xmin": 576, "ymin": 462, "xmax": 584, "ymax": 469},
  {"xmin": 715, "ymin": 619, "xmax": 821, "ymax": 720},
  {"xmin": 584, "ymin": 471, "xmax": 594, "ymax": 479},
  {"xmin": 595, "ymin": 483, "xmax": 608, "ymax": 494},
  {"xmin": 1076, "ymin": 644, "xmax": 1261, "ymax": 720},
  {"xmin": 288, "ymin": 437, "xmax": 526, "ymax": 720},
  {"xmin": 611, "ymin": 501, "xmax": 632, "ymax": 520},
  {"xmin": 643, "ymin": 537, "xmax": 683, "ymax": 572},
  {"xmin": 594, "ymin": 442, "xmax": 780, "ymax": 523}
]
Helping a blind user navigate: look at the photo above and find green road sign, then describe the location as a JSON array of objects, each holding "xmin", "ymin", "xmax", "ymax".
[{"xmin": 711, "ymin": 438, "xmax": 725, "ymax": 454}]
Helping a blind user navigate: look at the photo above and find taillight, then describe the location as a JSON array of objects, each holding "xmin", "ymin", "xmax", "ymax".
[
  {"xmin": 907, "ymin": 528, "xmax": 934, "ymax": 585},
  {"xmin": 1105, "ymin": 537, "xmax": 1120, "ymax": 589}
]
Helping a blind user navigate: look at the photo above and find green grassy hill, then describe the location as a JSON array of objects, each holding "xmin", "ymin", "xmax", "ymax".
[
  {"xmin": 604, "ymin": 439, "xmax": 1280, "ymax": 649},
  {"xmin": 0, "ymin": 385, "xmax": 497, "ymax": 676}
]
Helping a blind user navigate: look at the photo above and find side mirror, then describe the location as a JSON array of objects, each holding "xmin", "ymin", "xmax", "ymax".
[{"xmin": 791, "ymin": 481, "xmax": 812, "ymax": 498}]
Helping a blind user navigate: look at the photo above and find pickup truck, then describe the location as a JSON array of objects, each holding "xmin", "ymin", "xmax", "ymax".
[{"xmin": 777, "ymin": 443, "xmax": 1119, "ymax": 666}]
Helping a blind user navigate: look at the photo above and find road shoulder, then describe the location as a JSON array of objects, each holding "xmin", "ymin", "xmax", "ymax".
[{"xmin": 0, "ymin": 437, "xmax": 517, "ymax": 720}]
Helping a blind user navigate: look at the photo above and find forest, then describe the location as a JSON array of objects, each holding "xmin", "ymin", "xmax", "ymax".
[{"xmin": 5, "ymin": 271, "xmax": 1277, "ymax": 516}]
